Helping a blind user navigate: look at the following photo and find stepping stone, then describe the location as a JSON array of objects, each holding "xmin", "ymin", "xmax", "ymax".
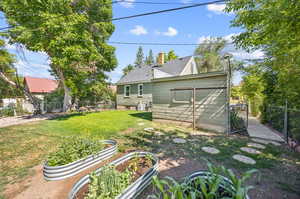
[
  {"xmin": 233, "ymin": 154, "xmax": 256, "ymax": 165},
  {"xmin": 247, "ymin": 142, "xmax": 266, "ymax": 149},
  {"xmin": 201, "ymin": 147, "xmax": 220, "ymax": 154},
  {"xmin": 154, "ymin": 131, "xmax": 164, "ymax": 136},
  {"xmin": 173, "ymin": 138, "xmax": 186, "ymax": 144},
  {"xmin": 144, "ymin": 127, "xmax": 154, "ymax": 132},
  {"xmin": 138, "ymin": 122, "xmax": 145, "ymax": 126},
  {"xmin": 240, "ymin": 147, "xmax": 261, "ymax": 154}
]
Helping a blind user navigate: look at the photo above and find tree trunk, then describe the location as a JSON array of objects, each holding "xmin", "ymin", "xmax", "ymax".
[
  {"xmin": 56, "ymin": 68, "xmax": 72, "ymax": 112},
  {"xmin": 0, "ymin": 71, "xmax": 42, "ymax": 114}
]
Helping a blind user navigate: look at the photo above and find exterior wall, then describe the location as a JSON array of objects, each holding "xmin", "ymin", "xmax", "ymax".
[
  {"xmin": 116, "ymin": 83, "xmax": 152, "ymax": 109},
  {"xmin": 152, "ymin": 74, "xmax": 227, "ymax": 133}
]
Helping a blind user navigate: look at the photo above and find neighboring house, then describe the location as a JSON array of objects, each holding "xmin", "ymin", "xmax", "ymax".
[
  {"xmin": 116, "ymin": 53, "xmax": 198, "ymax": 110},
  {"xmin": 23, "ymin": 76, "xmax": 59, "ymax": 112}
]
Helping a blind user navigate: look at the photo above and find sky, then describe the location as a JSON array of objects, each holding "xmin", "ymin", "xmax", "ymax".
[{"xmin": 0, "ymin": 0, "xmax": 264, "ymax": 85}]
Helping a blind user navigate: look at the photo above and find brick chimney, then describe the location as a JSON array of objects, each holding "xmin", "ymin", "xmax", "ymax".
[{"xmin": 158, "ymin": 52, "xmax": 165, "ymax": 65}]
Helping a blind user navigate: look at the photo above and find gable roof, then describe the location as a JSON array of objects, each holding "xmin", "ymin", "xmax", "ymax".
[
  {"xmin": 117, "ymin": 56, "xmax": 192, "ymax": 85},
  {"xmin": 117, "ymin": 64, "xmax": 153, "ymax": 84},
  {"xmin": 24, "ymin": 76, "xmax": 58, "ymax": 93},
  {"xmin": 154, "ymin": 56, "xmax": 192, "ymax": 76}
]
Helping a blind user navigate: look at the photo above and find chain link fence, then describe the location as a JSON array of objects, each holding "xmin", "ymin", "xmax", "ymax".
[
  {"xmin": 263, "ymin": 104, "xmax": 300, "ymax": 145},
  {"xmin": 230, "ymin": 104, "xmax": 248, "ymax": 134}
]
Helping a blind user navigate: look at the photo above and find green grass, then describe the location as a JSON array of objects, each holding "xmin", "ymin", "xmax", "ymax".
[{"xmin": 0, "ymin": 110, "xmax": 151, "ymax": 198}]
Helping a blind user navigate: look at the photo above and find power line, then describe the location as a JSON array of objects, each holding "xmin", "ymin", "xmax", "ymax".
[
  {"xmin": 112, "ymin": 0, "xmax": 226, "ymax": 21},
  {"xmin": 108, "ymin": 41, "xmax": 234, "ymax": 46},
  {"xmin": 114, "ymin": 0, "xmax": 225, "ymax": 5},
  {"xmin": 0, "ymin": 0, "xmax": 226, "ymax": 31}
]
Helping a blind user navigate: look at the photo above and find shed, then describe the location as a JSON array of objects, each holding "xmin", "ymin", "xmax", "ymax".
[{"xmin": 152, "ymin": 71, "xmax": 228, "ymax": 133}]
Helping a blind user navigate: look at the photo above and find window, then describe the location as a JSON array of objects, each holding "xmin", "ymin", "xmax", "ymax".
[
  {"xmin": 124, "ymin": 85, "xmax": 130, "ymax": 97},
  {"xmin": 138, "ymin": 84, "xmax": 143, "ymax": 97}
]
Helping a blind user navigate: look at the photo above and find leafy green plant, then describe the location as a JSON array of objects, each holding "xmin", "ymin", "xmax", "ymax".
[
  {"xmin": 85, "ymin": 166, "xmax": 133, "ymax": 199},
  {"xmin": 47, "ymin": 137, "xmax": 104, "ymax": 166},
  {"xmin": 151, "ymin": 162, "xmax": 258, "ymax": 199}
]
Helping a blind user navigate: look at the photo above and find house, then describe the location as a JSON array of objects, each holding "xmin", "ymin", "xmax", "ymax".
[
  {"xmin": 23, "ymin": 76, "xmax": 59, "ymax": 112},
  {"xmin": 116, "ymin": 53, "xmax": 198, "ymax": 110},
  {"xmin": 116, "ymin": 52, "xmax": 230, "ymax": 133}
]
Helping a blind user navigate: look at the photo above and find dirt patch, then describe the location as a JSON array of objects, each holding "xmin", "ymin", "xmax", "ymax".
[
  {"xmin": 3, "ymin": 153, "xmax": 127, "ymax": 199},
  {"xmin": 120, "ymin": 128, "xmax": 135, "ymax": 135}
]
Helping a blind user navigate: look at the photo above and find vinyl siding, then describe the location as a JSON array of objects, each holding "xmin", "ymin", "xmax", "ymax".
[
  {"xmin": 117, "ymin": 83, "xmax": 152, "ymax": 107},
  {"xmin": 152, "ymin": 75, "xmax": 227, "ymax": 133}
]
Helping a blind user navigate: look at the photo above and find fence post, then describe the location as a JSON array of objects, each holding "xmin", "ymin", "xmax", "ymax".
[{"xmin": 283, "ymin": 100, "xmax": 288, "ymax": 143}]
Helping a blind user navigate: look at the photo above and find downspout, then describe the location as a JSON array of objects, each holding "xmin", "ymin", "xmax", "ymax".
[{"xmin": 226, "ymin": 58, "xmax": 232, "ymax": 135}]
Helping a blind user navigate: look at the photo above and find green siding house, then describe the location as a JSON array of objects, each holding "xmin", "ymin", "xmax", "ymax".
[
  {"xmin": 116, "ymin": 56, "xmax": 198, "ymax": 110},
  {"xmin": 116, "ymin": 54, "xmax": 229, "ymax": 133}
]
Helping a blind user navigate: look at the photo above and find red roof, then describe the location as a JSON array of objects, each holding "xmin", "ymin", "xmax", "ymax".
[{"xmin": 24, "ymin": 76, "xmax": 58, "ymax": 93}]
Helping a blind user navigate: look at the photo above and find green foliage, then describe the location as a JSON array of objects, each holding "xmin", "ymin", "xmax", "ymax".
[
  {"xmin": 0, "ymin": 106, "xmax": 14, "ymax": 117},
  {"xmin": 151, "ymin": 162, "xmax": 257, "ymax": 199},
  {"xmin": 167, "ymin": 50, "xmax": 178, "ymax": 62},
  {"xmin": 47, "ymin": 137, "xmax": 104, "ymax": 166},
  {"xmin": 230, "ymin": 110, "xmax": 246, "ymax": 132},
  {"xmin": 85, "ymin": 166, "xmax": 133, "ymax": 199},
  {"xmin": 122, "ymin": 64, "xmax": 134, "ymax": 76},
  {"xmin": 194, "ymin": 37, "xmax": 227, "ymax": 73},
  {"xmin": 145, "ymin": 49, "xmax": 155, "ymax": 65},
  {"xmin": 226, "ymin": 0, "xmax": 300, "ymax": 109},
  {"xmin": 1, "ymin": 0, "xmax": 117, "ymax": 108},
  {"xmin": 134, "ymin": 46, "xmax": 144, "ymax": 67}
]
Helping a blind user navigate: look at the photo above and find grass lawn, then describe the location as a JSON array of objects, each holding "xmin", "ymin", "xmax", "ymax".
[{"xmin": 0, "ymin": 110, "xmax": 300, "ymax": 199}]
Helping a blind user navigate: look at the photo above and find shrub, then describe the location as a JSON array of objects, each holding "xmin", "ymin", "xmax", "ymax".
[{"xmin": 47, "ymin": 137, "xmax": 104, "ymax": 166}]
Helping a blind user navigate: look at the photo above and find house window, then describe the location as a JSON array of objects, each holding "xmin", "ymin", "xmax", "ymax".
[
  {"xmin": 124, "ymin": 85, "xmax": 130, "ymax": 97},
  {"xmin": 138, "ymin": 84, "xmax": 143, "ymax": 97}
]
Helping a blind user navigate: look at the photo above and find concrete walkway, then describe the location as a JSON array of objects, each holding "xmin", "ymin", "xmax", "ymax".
[
  {"xmin": 0, "ymin": 114, "xmax": 60, "ymax": 128},
  {"xmin": 247, "ymin": 117, "xmax": 284, "ymax": 142}
]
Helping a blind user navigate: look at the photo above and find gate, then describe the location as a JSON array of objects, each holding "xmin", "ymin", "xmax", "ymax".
[{"xmin": 229, "ymin": 104, "xmax": 249, "ymax": 133}]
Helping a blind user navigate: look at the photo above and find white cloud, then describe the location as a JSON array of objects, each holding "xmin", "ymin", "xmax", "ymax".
[
  {"xmin": 230, "ymin": 50, "xmax": 265, "ymax": 60},
  {"xmin": 162, "ymin": 27, "xmax": 178, "ymax": 37},
  {"xmin": 181, "ymin": 0, "xmax": 192, "ymax": 3},
  {"xmin": 197, "ymin": 35, "xmax": 215, "ymax": 43},
  {"xmin": 197, "ymin": 33, "xmax": 240, "ymax": 44},
  {"xmin": 223, "ymin": 33, "xmax": 240, "ymax": 43},
  {"xmin": 130, "ymin": 25, "xmax": 148, "ymax": 36},
  {"xmin": 207, "ymin": 4, "xmax": 226, "ymax": 14},
  {"xmin": 120, "ymin": 0, "xmax": 135, "ymax": 8}
]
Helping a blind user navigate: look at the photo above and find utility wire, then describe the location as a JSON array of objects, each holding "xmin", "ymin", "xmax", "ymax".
[
  {"xmin": 108, "ymin": 41, "xmax": 234, "ymax": 46},
  {"xmin": 112, "ymin": 0, "xmax": 226, "ymax": 21},
  {"xmin": 113, "ymin": 0, "xmax": 225, "ymax": 5},
  {"xmin": 0, "ymin": 0, "xmax": 227, "ymax": 31}
]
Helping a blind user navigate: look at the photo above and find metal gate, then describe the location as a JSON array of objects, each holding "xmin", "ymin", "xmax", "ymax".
[{"xmin": 229, "ymin": 104, "xmax": 249, "ymax": 134}]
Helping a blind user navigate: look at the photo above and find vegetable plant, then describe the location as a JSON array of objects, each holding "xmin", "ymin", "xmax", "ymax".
[
  {"xmin": 47, "ymin": 137, "xmax": 104, "ymax": 166},
  {"xmin": 85, "ymin": 166, "xmax": 133, "ymax": 199},
  {"xmin": 151, "ymin": 162, "xmax": 258, "ymax": 199}
]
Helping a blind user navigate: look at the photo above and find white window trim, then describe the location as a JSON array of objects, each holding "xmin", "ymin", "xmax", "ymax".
[
  {"xmin": 124, "ymin": 85, "xmax": 130, "ymax": 97},
  {"xmin": 138, "ymin": 84, "xmax": 143, "ymax": 97}
]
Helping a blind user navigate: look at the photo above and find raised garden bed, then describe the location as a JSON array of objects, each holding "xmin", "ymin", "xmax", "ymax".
[
  {"xmin": 68, "ymin": 151, "xmax": 158, "ymax": 199},
  {"xmin": 43, "ymin": 139, "xmax": 117, "ymax": 181}
]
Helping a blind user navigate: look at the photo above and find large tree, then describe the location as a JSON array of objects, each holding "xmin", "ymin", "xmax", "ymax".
[
  {"xmin": 122, "ymin": 64, "xmax": 133, "ymax": 76},
  {"xmin": 134, "ymin": 46, "xmax": 144, "ymax": 67},
  {"xmin": 167, "ymin": 50, "xmax": 178, "ymax": 61},
  {"xmin": 226, "ymin": 0, "xmax": 300, "ymax": 108},
  {"xmin": 1, "ymin": 0, "xmax": 117, "ymax": 112},
  {"xmin": 194, "ymin": 37, "xmax": 227, "ymax": 72},
  {"xmin": 145, "ymin": 49, "xmax": 154, "ymax": 65}
]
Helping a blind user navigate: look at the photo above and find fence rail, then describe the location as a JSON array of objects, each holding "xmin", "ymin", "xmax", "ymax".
[{"xmin": 263, "ymin": 102, "xmax": 300, "ymax": 145}]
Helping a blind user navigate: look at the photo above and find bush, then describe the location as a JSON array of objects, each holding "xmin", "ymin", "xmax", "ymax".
[
  {"xmin": 47, "ymin": 137, "xmax": 104, "ymax": 166},
  {"xmin": 0, "ymin": 106, "xmax": 15, "ymax": 117}
]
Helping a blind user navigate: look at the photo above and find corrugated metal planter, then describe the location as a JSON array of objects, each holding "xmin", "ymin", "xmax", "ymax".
[
  {"xmin": 68, "ymin": 151, "xmax": 159, "ymax": 199},
  {"xmin": 43, "ymin": 140, "xmax": 118, "ymax": 181},
  {"xmin": 185, "ymin": 171, "xmax": 250, "ymax": 199}
]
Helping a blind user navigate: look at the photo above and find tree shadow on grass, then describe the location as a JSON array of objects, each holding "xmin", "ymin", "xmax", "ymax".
[
  {"xmin": 129, "ymin": 112, "xmax": 152, "ymax": 121},
  {"xmin": 49, "ymin": 112, "xmax": 88, "ymax": 121}
]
